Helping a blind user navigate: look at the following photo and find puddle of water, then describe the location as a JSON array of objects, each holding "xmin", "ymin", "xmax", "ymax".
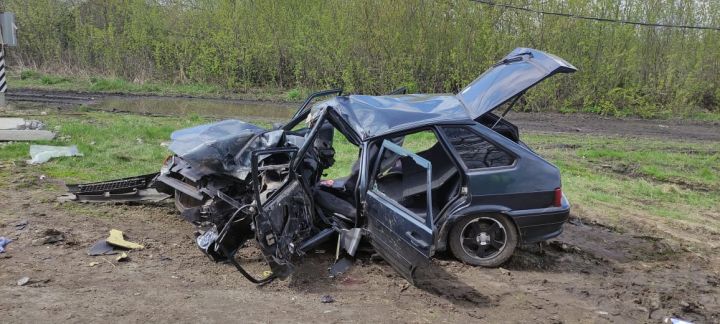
[{"xmin": 92, "ymin": 97, "xmax": 296, "ymax": 120}]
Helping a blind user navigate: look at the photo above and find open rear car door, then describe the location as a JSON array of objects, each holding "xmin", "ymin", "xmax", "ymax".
[{"xmin": 365, "ymin": 140, "xmax": 435, "ymax": 283}]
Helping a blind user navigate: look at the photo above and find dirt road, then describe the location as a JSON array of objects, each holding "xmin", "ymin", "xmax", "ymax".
[
  {"xmin": 1, "ymin": 177, "xmax": 717, "ymax": 323},
  {"xmin": 1, "ymin": 90, "xmax": 719, "ymax": 323}
]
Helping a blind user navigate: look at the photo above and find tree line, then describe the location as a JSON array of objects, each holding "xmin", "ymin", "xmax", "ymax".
[{"xmin": 6, "ymin": 0, "xmax": 720, "ymax": 117}]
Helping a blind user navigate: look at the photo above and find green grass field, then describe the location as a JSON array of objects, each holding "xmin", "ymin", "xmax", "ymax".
[{"xmin": 1, "ymin": 111, "xmax": 717, "ymax": 240}]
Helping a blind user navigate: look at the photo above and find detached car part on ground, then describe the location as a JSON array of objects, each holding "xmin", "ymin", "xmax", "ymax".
[{"xmin": 68, "ymin": 48, "xmax": 576, "ymax": 284}]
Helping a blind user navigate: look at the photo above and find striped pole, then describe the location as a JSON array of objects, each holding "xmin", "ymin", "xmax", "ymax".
[{"xmin": 0, "ymin": 46, "xmax": 5, "ymax": 106}]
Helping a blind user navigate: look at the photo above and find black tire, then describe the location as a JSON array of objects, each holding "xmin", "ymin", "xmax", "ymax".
[
  {"xmin": 174, "ymin": 190, "xmax": 203, "ymax": 212},
  {"xmin": 448, "ymin": 214, "xmax": 518, "ymax": 267}
]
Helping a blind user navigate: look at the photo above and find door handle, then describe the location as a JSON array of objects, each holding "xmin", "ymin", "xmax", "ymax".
[{"xmin": 405, "ymin": 231, "xmax": 430, "ymax": 249}]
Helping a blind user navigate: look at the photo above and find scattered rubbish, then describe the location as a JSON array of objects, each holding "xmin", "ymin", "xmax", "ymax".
[
  {"xmin": 262, "ymin": 270, "xmax": 274, "ymax": 279},
  {"xmin": 28, "ymin": 145, "xmax": 83, "ymax": 164},
  {"xmin": 0, "ymin": 237, "xmax": 12, "ymax": 253},
  {"xmin": 0, "ymin": 118, "xmax": 45, "ymax": 130},
  {"xmin": 14, "ymin": 220, "xmax": 28, "ymax": 230},
  {"xmin": 329, "ymin": 257, "xmax": 354, "ymax": 278},
  {"xmin": 88, "ymin": 261, "xmax": 101, "ymax": 267},
  {"xmin": 0, "ymin": 129, "xmax": 56, "ymax": 141},
  {"xmin": 106, "ymin": 229, "xmax": 144, "ymax": 250},
  {"xmin": 16, "ymin": 276, "xmax": 30, "ymax": 286},
  {"xmin": 320, "ymin": 295, "xmax": 335, "ymax": 303},
  {"xmin": 663, "ymin": 317, "xmax": 693, "ymax": 324},
  {"xmin": 499, "ymin": 267, "xmax": 512, "ymax": 276},
  {"xmin": 115, "ymin": 252, "xmax": 129, "ymax": 262},
  {"xmin": 32, "ymin": 229, "xmax": 65, "ymax": 245},
  {"xmin": 16, "ymin": 277, "xmax": 50, "ymax": 287},
  {"xmin": 87, "ymin": 239, "xmax": 119, "ymax": 256}
]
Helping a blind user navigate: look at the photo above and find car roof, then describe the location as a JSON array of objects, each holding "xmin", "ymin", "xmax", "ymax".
[
  {"xmin": 312, "ymin": 94, "xmax": 473, "ymax": 140},
  {"xmin": 311, "ymin": 48, "xmax": 575, "ymax": 141}
]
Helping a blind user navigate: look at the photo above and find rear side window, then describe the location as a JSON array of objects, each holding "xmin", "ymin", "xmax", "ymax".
[{"xmin": 442, "ymin": 126, "xmax": 514, "ymax": 169}]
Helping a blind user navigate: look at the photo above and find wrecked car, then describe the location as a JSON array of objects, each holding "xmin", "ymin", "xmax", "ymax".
[{"xmin": 68, "ymin": 48, "xmax": 576, "ymax": 284}]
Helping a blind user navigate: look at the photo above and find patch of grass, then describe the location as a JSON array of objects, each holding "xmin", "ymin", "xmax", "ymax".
[
  {"xmin": 286, "ymin": 88, "xmax": 302, "ymax": 101},
  {"xmin": 40, "ymin": 75, "xmax": 70, "ymax": 85},
  {"xmin": 0, "ymin": 112, "xmax": 212, "ymax": 182},
  {"xmin": 20, "ymin": 70, "xmax": 41, "ymax": 80},
  {"xmin": 524, "ymin": 133, "xmax": 720, "ymax": 232}
]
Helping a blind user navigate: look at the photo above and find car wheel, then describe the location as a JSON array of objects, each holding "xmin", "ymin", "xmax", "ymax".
[
  {"xmin": 449, "ymin": 214, "xmax": 518, "ymax": 267},
  {"xmin": 174, "ymin": 190, "xmax": 203, "ymax": 212}
]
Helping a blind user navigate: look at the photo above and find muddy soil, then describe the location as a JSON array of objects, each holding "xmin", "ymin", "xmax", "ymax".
[
  {"xmin": 1, "ymin": 90, "xmax": 719, "ymax": 323},
  {"xmin": 0, "ymin": 173, "xmax": 718, "ymax": 324}
]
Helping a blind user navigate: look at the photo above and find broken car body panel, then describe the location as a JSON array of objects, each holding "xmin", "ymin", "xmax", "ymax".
[
  {"xmin": 69, "ymin": 48, "xmax": 575, "ymax": 284},
  {"xmin": 457, "ymin": 47, "xmax": 577, "ymax": 120}
]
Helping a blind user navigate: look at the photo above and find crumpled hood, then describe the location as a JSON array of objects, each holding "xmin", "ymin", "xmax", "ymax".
[
  {"xmin": 457, "ymin": 48, "xmax": 577, "ymax": 119},
  {"xmin": 168, "ymin": 120, "xmax": 306, "ymax": 179},
  {"xmin": 168, "ymin": 120, "xmax": 265, "ymax": 177}
]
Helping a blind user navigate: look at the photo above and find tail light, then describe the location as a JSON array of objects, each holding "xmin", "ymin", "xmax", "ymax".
[{"xmin": 553, "ymin": 188, "xmax": 563, "ymax": 207}]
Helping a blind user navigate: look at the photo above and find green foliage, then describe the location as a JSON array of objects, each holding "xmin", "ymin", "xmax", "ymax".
[
  {"xmin": 286, "ymin": 88, "xmax": 302, "ymax": 101},
  {"xmin": 6, "ymin": 0, "xmax": 720, "ymax": 118},
  {"xmin": 40, "ymin": 75, "xmax": 69, "ymax": 85},
  {"xmin": 20, "ymin": 70, "xmax": 40, "ymax": 80},
  {"xmin": 89, "ymin": 78, "xmax": 130, "ymax": 92}
]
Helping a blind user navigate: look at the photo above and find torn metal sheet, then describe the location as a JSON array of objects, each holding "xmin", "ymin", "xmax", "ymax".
[
  {"xmin": 329, "ymin": 257, "xmax": 353, "ymax": 278},
  {"xmin": 87, "ymin": 239, "xmax": 119, "ymax": 256}
]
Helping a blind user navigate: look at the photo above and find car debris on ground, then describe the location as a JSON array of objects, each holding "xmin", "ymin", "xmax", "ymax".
[
  {"xmin": 87, "ymin": 239, "xmax": 120, "ymax": 256},
  {"xmin": 0, "ymin": 117, "xmax": 55, "ymax": 141},
  {"xmin": 0, "ymin": 236, "xmax": 11, "ymax": 253},
  {"xmin": 27, "ymin": 144, "xmax": 83, "ymax": 164},
  {"xmin": 58, "ymin": 173, "xmax": 169, "ymax": 203},
  {"xmin": 87, "ymin": 229, "xmax": 143, "ymax": 262},
  {"xmin": 31, "ymin": 229, "xmax": 64, "ymax": 245},
  {"xmin": 14, "ymin": 220, "xmax": 28, "ymax": 231},
  {"xmin": 115, "ymin": 252, "xmax": 129, "ymax": 262},
  {"xmin": 16, "ymin": 276, "xmax": 30, "ymax": 286},
  {"xmin": 63, "ymin": 48, "xmax": 575, "ymax": 285},
  {"xmin": 105, "ymin": 229, "xmax": 144, "ymax": 250}
]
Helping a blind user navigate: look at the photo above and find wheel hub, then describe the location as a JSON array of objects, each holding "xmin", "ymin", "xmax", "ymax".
[{"xmin": 476, "ymin": 232, "xmax": 490, "ymax": 245}]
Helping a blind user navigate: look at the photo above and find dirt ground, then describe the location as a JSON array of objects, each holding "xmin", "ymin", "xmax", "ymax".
[{"xmin": 1, "ymin": 91, "xmax": 719, "ymax": 323}]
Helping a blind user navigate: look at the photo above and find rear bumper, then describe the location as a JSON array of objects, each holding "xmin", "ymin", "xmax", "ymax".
[{"xmin": 507, "ymin": 195, "xmax": 570, "ymax": 243}]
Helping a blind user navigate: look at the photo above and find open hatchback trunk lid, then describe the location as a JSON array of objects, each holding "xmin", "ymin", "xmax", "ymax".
[{"xmin": 457, "ymin": 48, "xmax": 577, "ymax": 119}]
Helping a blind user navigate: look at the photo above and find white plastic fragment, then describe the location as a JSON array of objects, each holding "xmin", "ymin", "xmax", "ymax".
[{"xmin": 28, "ymin": 145, "xmax": 83, "ymax": 164}]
